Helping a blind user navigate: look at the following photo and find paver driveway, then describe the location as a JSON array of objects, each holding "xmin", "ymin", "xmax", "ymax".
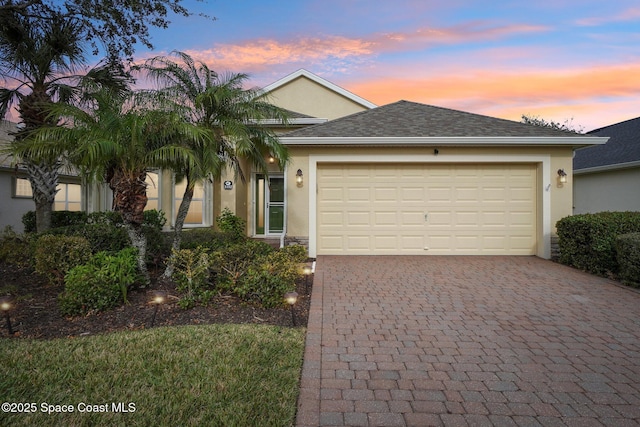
[{"xmin": 296, "ymin": 256, "xmax": 640, "ymax": 427}]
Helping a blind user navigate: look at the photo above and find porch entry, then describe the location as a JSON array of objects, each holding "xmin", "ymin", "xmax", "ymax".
[{"xmin": 254, "ymin": 174, "xmax": 284, "ymax": 235}]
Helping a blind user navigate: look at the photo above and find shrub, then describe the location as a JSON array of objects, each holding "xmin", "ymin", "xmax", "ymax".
[
  {"xmin": 210, "ymin": 239, "xmax": 274, "ymax": 291},
  {"xmin": 236, "ymin": 249, "xmax": 301, "ymax": 308},
  {"xmin": 557, "ymin": 211, "xmax": 640, "ymax": 276},
  {"xmin": 216, "ymin": 208, "xmax": 246, "ymax": 240},
  {"xmin": 58, "ymin": 247, "xmax": 140, "ymax": 316},
  {"xmin": 44, "ymin": 223, "xmax": 130, "ymax": 254},
  {"xmin": 34, "ymin": 235, "xmax": 92, "ymax": 286},
  {"xmin": 0, "ymin": 227, "xmax": 35, "ymax": 268},
  {"xmin": 616, "ymin": 233, "xmax": 640, "ymax": 288},
  {"xmin": 22, "ymin": 210, "xmax": 88, "ymax": 233},
  {"xmin": 180, "ymin": 228, "xmax": 238, "ymax": 251},
  {"xmin": 172, "ymin": 247, "xmax": 213, "ymax": 309},
  {"xmin": 280, "ymin": 244, "xmax": 308, "ymax": 263},
  {"xmin": 143, "ymin": 209, "xmax": 167, "ymax": 231},
  {"xmin": 87, "ymin": 210, "xmax": 125, "ymax": 225}
]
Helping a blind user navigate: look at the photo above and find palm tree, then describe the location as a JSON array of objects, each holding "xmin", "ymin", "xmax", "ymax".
[
  {"xmin": 139, "ymin": 51, "xmax": 291, "ymax": 278},
  {"xmin": 0, "ymin": 10, "xmax": 130, "ymax": 231},
  {"xmin": 24, "ymin": 88, "xmax": 208, "ymax": 283}
]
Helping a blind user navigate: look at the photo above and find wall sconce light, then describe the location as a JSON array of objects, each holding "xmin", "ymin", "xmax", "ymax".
[
  {"xmin": 557, "ymin": 169, "xmax": 568, "ymax": 184},
  {"xmin": 295, "ymin": 169, "xmax": 303, "ymax": 186},
  {"xmin": 268, "ymin": 154, "xmax": 276, "ymax": 164},
  {"xmin": 284, "ymin": 291, "xmax": 298, "ymax": 326},
  {"xmin": 149, "ymin": 290, "xmax": 167, "ymax": 328},
  {"xmin": 0, "ymin": 296, "xmax": 15, "ymax": 335}
]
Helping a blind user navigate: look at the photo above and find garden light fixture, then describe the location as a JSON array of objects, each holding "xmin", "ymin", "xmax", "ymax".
[
  {"xmin": 0, "ymin": 296, "xmax": 15, "ymax": 335},
  {"xmin": 302, "ymin": 265, "xmax": 312, "ymax": 294},
  {"xmin": 149, "ymin": 290, "xmax": 167, "ymax": 328},
  {"xmin": 284, "ymin": 291, "xmax": 298, "ymax": 326}
]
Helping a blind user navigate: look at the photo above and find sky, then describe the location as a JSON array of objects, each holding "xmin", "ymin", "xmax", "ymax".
[{"xmin": 6, "ymin": 0, "xmax": 639, "ymax": 131}]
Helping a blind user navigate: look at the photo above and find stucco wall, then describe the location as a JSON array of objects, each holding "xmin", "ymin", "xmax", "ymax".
[
  {"xmin": 267, "ymin": 77, "xmax": 369, "ymax": 120},
  {"xmin": 0, "ymin": 171, "xmax": 33, "ymax": 232},
  {"xmin": 573, "ymin": 168, "xmax": 640, "ymax": 214}
]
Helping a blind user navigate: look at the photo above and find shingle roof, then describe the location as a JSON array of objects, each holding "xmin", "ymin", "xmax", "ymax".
[
  {"xmin": 574, "ymin": 117, "xmax": 640, "ymax": 170},
  {"xmin": 283, "ymin": 100, "xmax": 586, "ymax": 138}
]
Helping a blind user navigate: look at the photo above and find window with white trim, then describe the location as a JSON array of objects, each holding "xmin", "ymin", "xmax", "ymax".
[
  {"xmin": 144, "ymin": 171, "xmax": 160, "ymax": 211},
  {"xmin": 14, "ymin": 177, "xmax": 82, "ymax": 212},
  {"xmin": 174, "ymin": 177, "xmax": 208, "ymax": 226}
]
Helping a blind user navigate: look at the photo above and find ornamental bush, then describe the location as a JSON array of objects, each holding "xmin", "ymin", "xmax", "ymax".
[
  {"xmin": 236, "ymin": 249, "xmax": 301, "ymax": 308},
  {"xmin": 172, "ymin": 247, "xmax": 213, "ymax": 309},
  {"xmin": 215, "ymin": 208, "xmax": 246, "ymax": 240},
  {"xmin": 616, "ymin": 233, "xmax": 640, "ymax": 288},
  {"xmin": 58, "ymin": 247, "xmax": 140, "ymax": 316},
  {"xmin": 22, "ymin": 210, "xmax": 88, "ymax": 233},
  {"xmin": 556, "ymin": 211, "xmax": 640, "ymax": 276},
  {"xmin": 34, "ymin": 235, "xmax": 92, "ymax": 286}
]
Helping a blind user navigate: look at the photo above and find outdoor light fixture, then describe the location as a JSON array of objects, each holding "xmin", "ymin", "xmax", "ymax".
[
  {"xmin": 284, "ymin": 291, "xmax": 298, "ymax": 326},
  {"xmin": 295, "ymin": 169, "xmax": 303, "ymax": 185},
  {"xmin": 149, "ymin": 290, "xmax": 167, "ymax": 328},
  {"xmin": 268, "ymin": 154, "xmax": 276, "ymax": 164},
  {"xmin": 0, "ymin": 296, "xmax": 15, "ymax": 335},
  {"xmin": 302, "ymin": 265, "xmax": 312, "ymax": 294},
  {"xmin": 557, "ymin": 169, "xmax": 568, "ymax": 184}
]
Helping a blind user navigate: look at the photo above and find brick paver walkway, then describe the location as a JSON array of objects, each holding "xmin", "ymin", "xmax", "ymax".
[{"xmin": 296, "ymin": 256, "xmax": 640, "ymax": 427}]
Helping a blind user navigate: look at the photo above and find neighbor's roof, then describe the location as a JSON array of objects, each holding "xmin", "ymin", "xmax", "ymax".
[
  {"xmin": 574, "ymin": 116, "xmax": 640, "ymax": 172},
  {"xmin": 284, "ymin": 100, "xmax": 595, "ymax": 139}
]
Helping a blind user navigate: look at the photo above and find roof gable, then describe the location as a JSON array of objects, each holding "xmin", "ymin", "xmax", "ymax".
[
  {"xmin": 284, "ymin": 100, "xmax": 590, "ymax": 138},
  {"xmin": 574, "ymin": 116, "xmax": 640, "ymax": 171},
  {"xmin": 261, "ymin": 69, "xmax": 375, "ymax": 121}
]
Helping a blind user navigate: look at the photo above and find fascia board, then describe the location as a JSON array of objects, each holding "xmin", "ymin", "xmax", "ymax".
[
  {"xmin": 280, "ymin": 136, "xmax": 610, "ymax": 146},
  {"xmin": 574, "ymin": 160, "xmax": 640, "ymax": 175}
]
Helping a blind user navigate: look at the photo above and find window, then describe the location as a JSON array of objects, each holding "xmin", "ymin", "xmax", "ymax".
[
  {"xmin": 174, "ymin": 178, "xmax": 207, "ymax": 226},
  {"xmin": 13, "ymin": 177, "xmax": 33, "ymax": 198},
  {"xmin": 145, "ymin": 171, "xmax": 160, "ymax": 211},
  {"xmin": 14, "ymin": 178, "xmax": 81, "ymax": 212},
  {"xmin": 54, "ymin": 183, "xmax": 82, "ymax": 211}
]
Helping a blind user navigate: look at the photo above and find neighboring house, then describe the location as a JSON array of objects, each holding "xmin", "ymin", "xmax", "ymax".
[
  {"xmin": 0, "ymin": 120, "xmax": 83, "ymax": 232},
  {"xmin": 573, "ymin": 116, "xmax": 640, "ymax": 214}
]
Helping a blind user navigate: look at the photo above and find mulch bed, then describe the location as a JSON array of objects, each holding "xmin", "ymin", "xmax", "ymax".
[{"xmin": 0, "ymin": 262, "xmax": 312, "ymax": 340}]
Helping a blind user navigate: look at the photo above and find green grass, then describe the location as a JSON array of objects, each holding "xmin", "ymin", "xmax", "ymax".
[{"xmin": 0, "ymin": 324, "xmax": 305, "ymax": 427}]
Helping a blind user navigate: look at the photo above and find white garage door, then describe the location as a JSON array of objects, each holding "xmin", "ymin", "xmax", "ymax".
[{"xmin": 317, "ymin": 163, "xmax": 537, "ymax": 255}]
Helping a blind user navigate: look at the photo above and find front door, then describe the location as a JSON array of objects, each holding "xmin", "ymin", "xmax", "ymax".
[{"xmin": 255, "ymin": 174, "xmax": 284, "ymax": 235}]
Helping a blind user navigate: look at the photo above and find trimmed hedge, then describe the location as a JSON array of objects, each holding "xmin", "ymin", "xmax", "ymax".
[
  {"xmin": 616, "ymin": 233, "xmax": 640, "ymax": 287},
  {"xmin": 557, "ymin": 211, "xmax": 640, "ymax": 276},
  {"xmin": 22, "ymin": 210, "xmax": 88, "ymax": 233}
]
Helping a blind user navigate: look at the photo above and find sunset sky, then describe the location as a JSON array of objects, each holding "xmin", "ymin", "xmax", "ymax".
[{"xmin": 131, "ymin": 0, "xmax": 640, "ymax": 131}]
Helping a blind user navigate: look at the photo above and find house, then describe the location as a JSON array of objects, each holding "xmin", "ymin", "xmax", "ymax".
[
  {"xmin": 0, "ymin": 120, "xmax": 82, "ymax": 232},
  {"xmin": 2, "ymin": 69, "xmax": 609, "ymax": 258},
  {"xmin": 573, "ymin": 117, "xmax": 640, "ymax": 214}
]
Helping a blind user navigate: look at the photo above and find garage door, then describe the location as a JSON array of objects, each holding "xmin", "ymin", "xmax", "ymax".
[{"xmin": 317, "ymin": 163, "xmax": 537, "ymax": 255}]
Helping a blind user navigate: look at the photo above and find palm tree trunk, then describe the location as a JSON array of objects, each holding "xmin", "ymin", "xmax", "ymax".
[
  {"xmin": 25, "ymin": 160, "xmax": 60, "ymax": 232},
  {"xmin": 110, "ymin": 169, "xmax": 150, "ymax": 284},
  {"xmin": 162, "ymin": 182, "xmax": 194, "ymax": 279}
]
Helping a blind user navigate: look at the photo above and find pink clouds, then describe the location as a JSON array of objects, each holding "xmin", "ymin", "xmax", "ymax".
[
  {"xmin": 182, "ymin": 22, "xmax": 548, "ymax": 74},
  {"xmin": 345, "ymin": 62, "xmax": 640, "ymax": 130}
]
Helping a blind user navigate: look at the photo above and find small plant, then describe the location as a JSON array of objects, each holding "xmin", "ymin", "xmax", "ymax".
[
  {"xmin": 34, "ymin": 235, "xmax": 92, "ymax": 286},
  {"xmin": 58, "ymin": 247, "xmax": 140, "ymax": 316},
  {"xmin": 172, "ymin": 246, "xmax": 212, "ymax": 309},
  {"xmin": 216, "ymin": 208, "xmax": 246, "ymax": 240}
]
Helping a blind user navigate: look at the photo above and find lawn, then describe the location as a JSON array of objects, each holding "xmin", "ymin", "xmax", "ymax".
[{"xmin": 0, "ymin": 324, "xmax": 306, "ymax": 427}]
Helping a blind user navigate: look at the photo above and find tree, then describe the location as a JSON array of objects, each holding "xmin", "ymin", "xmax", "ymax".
[
  {"xmin": 0, "ymin": 0, "xmax": 210, "ymax": 61},
  {"xmin": 139, "ymin": 51, "xmax": 291, "ymax": 279},
  {"xmin": 0, "ymin": 9, "xmax": 131, "ymax": 231},
  {"xmin": 521, "ymin": 115, "xmax": 584, "ymax": 133},
  {"xmin": 22, "ymin": 88, "xmax": 208, "ymax": 283}
]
